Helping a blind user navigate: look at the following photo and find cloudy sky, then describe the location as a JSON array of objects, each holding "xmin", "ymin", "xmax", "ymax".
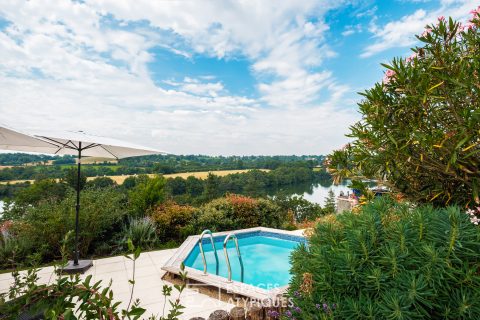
[{"xmin": 0, "ymin": 0, "xmax": 476, "ymax": 155}]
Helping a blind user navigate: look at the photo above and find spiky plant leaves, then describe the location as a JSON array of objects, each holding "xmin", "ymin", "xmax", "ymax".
[{"xmin": 288, "ymin": 197, "xmax": 480, "ymax": 319}]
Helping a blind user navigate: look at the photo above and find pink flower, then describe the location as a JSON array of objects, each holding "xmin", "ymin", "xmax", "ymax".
[
  {"xmin": 438, "ymin": 16, "xmax": 445, "ymax": 22},
  {"xmin": 383, "ymin": 69, "xmax": 396, "ymax": 84},
  {"xmin": 470, "ymin": 6, "xmax": 480, "ymax": 16},
  {"xmin": 421, "ymin": 28, "xmax": 432, "ymax": 37},
  {"xmin": 465, "ymin": 22, "xmax": 475, "ymax": 30},
  {"xmin": 466, "ymin": 207, "xmax": 480, "ymax": 226},
  {"xmin": 406, "ymin": 52, "xmax": 418, "ymax": 63},
  {"xmin": 386, "ymin": 70, "xmax": 395, "ymax": 77}
]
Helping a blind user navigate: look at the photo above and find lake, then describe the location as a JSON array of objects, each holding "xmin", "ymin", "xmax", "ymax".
[{"xmin": 299, "ymin": 180, "xmax": 353, "ymax": 205}]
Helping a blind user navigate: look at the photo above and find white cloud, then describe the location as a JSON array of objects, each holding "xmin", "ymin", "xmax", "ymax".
[
  {"xmin": 342, "ymin": 29, "xmax": 356, "ymax": 36},
  {"xmin": 361, "ymin": 0, "xmax": 479, "ymax": 57},
  {"xmin": 0, "ymin": 0, "xmax": 357, "ymax": 155},
  {"xmin": 87, "ymin": 0, "xmax": 346, "ymax": 109},
  {"xmin": 342, "ymin": 24, "xmax": 363, "ymax": 37}
]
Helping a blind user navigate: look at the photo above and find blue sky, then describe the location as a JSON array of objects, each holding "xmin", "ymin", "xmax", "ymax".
[{"xmin": 0, "ymin": 0, "xmax": 476, "ymax": 155}]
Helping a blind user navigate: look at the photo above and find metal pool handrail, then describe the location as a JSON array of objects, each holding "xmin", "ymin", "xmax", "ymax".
[
  {"xmin": 223, "ymin": 233, "xmax": 244, "ymax": 282},
  {"xmin": 199, "ymin": 229, "xmax": 219, "ymax": 275}
]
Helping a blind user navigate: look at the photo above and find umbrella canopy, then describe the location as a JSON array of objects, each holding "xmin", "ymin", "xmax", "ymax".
[
  {"xmin": 0, "ymin": 126, "xmax": 59, "ymax": 153},
  {"xmin": 1, "ymin": 126, "xmax": 164, "ymax": 159},
  {"xmin": 33, "ymin": 130, "xmax": 163, "ymax": 159},
  {"xmin": 0, "ymin": 125, "xmax": 165, "ymax": 273}
]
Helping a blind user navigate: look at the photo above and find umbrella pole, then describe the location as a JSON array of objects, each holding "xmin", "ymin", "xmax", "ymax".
[{"xmin": 74, "ymin": 143, "xmax": 82, "ymax": 266}]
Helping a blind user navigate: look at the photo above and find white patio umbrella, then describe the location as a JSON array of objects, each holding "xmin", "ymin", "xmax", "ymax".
[{"xmin": 0, "ymin": 125, "xmax": 165, "ymax": 273}]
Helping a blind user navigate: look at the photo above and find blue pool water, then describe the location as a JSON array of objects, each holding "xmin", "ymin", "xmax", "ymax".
[{"xmin": 183, "ymin": 232, "xmax": 305, "ymax": 288}]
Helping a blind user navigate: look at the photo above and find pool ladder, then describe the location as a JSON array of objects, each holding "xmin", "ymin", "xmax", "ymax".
[
  {"xmin": 223, "ymin": 233, "xmax": 244, "ymax": 283},
  {"xmin": 198, "ymin": 230, "xmax": 244, "ymax": 283},
  {"xmin": 199, "ymin": 230, "xmax": 219, "ymax": 275}
]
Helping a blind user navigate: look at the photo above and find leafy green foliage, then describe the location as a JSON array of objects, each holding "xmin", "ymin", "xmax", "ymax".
[
  {"xmin": 14, "ymin": 179, "xmax": 68, "ymax": 207},
  {"xmin": 150, "ymin": 202, "xmax": 197, "ymax": 242},
  {"xmin": 86, "ymin": 176, "xmax": 117, "ymax": 189},
  {"xmin": 0, "ymin": 227, "xmax": 34, "ymax": 271},
  {"xmin": 0, "ymin": 168, "xmax": 328, "ymax": 270},
  {"xmin": 128, "ymin": 176, "xmax": 166, "ymax": 216},
  {"xmin": 0, "ymin": 235, "xmax": 187, "ymax": 320},
  {"xmin": 194, "ymin": 194, "xmax": 286, "ymax": 231},
  {"xmin": 329, "ymin": 14, "xmax": 480, "ymax": 206},
  {"xmin": 323, "ymin": 189, "xmax": 336, "ymax": 213},
  {"xmin": 0, "ymin": 182, "xmax": 31, "ymax": 199},
  {"xmin": 166, "ymin": 165, "xmax": 323, "ymax": 205},
  {"xmin": 273, "ymin": 195, "xmax": 325, "ymax": 222},
  {"xmin": 0, "ymin": 188, "xmax": 127, "ymax": 269},
  {"xmin": 288, "ymin": 197, "xmax": 480, "ymax": 319},
  {"xmin": 119, "ymin": 217, "xmax": 158, "ymax": 250},
  {"xmin": 62, "ymin": 167, "xmax": 87, "ymax": 191}
]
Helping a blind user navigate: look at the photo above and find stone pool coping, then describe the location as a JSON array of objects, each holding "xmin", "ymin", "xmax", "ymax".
[{"xmin": 161, "ymin": 227, "xmax": 305, "ymax": 301}]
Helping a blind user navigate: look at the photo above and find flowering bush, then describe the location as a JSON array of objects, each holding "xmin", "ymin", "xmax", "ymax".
[
  {"xmin": 288, "ymin": 197, "xmax": 480, "ymax": 319},
  {"xmin": 466, "ymin": 207, "xmax": 480, "ymax": 225},
  {"xmin": 328, "ymin": 10, "xmax": 480, "ymax": 207},
  {"xmin": 194, "ymin": 194, "xmax": 286, "ymax": 232},
  {"xmin": 150, "ymin": 201, "xmax": 197, "ymax": 242}
]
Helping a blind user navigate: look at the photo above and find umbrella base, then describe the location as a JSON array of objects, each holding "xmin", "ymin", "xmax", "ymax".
[{"xmin": 61, "ymin": 260, "xmax": 93, "ymax": 274}]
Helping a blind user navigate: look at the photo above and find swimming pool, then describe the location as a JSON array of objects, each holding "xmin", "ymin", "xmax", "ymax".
[
  {"xmin": 184, "ymin": 231, "xmax": 305, "ymax": 288},
  {"xmin": 162, "ymin": 227, "xmax": 306, "ymax": 299}
]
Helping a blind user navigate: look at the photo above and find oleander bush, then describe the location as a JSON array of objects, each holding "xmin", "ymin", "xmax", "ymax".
[
  {"xmin": 288, "ymin": 197, "xmax": 480, "ymax": 320},
  {"xmin": 327, "ymin": 11, "xmax": 480, "ymax": 207}
]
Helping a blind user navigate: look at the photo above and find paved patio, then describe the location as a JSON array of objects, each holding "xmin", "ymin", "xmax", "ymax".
[
  {"xmin": 0, "ymin": 229, "xmax": 306, "ymax": 318},
  {"xmin": 0, "ymin": 248, "xmax": 235, "ymax": 319}
]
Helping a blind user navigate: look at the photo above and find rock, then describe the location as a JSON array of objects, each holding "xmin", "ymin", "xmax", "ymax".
[
  {"xmin": 208, "ymin": 310, "xmax": 229, "ymax": 320},
  {"xmin": 247, "ymin": 302, "xmax": 263, "ymax": 320},
  {"xmin": 230, "ymin": 306, "xmax": 246, "ymax": 320}
]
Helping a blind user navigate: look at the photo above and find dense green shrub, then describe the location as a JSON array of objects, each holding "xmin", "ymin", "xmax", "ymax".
[
  {"xmin": 194, "ymin": 194, "xmax": 286, "ymax": 232},
  {"xmin": 128, "ymin": 175, "xmax": 166, "ymax": 216},
  {"xmin": 327, "ymin": 12, "xmax": 480, "ymax": 206},
  {"xmin": 62, "ymin": 167, "xmax": 87, "ymax": 191},
  {"xmin": 288, "ymin": 197, "xmax": 480, "ymax": 319},
  {"xmin": 150, "ymin": 201, "xmax": 197, "ymax": 242},
  {"xmin": 273, "ymin": 195, "xmax": 325, "ymax": 222},
  {"xmin": 0, "ymin": 223, "xmax": 35, "ymax": 270},
  {"xmin": 14, "ymin": 179, "xmax": 68, "ymax": 207},
  {"xmin": 1, "ymin": 188, "xmax": 127, "ymax": 267},
  {"xmin": 86, "ymin": 176, "xmax": 117, "ymax": 189}
]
